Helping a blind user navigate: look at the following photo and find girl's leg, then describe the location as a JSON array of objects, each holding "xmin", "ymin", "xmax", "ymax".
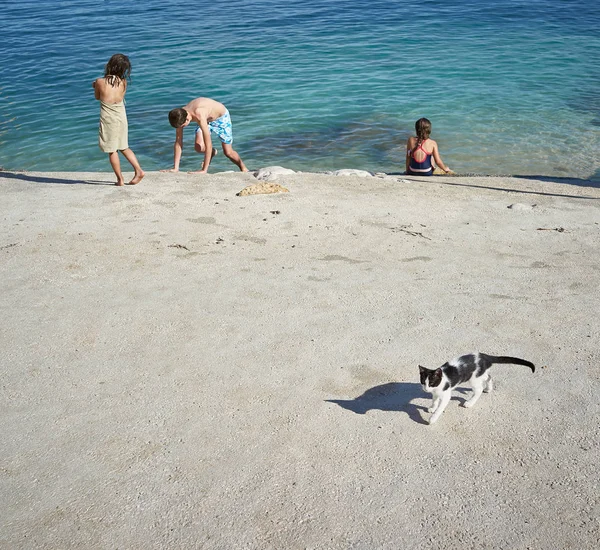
[
  {"xmin": 108, "ymin": 152, "xmax": 124, "ymax": 186},
  {"xmin": 222, "ymin": 143, "xmax": 248, "ymax": 172},
  {"xmin": 121, "ymin": 148, "xmax": 145, "ymax": 184}
]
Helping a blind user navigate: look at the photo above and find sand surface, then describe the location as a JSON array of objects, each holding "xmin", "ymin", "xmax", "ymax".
[{"xmin": 1, "ymin": 170, "xmax": 599, "ymax": 549}]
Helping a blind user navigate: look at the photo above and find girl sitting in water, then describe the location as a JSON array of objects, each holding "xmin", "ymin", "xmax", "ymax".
[
  {"xmin": 405, "ymin": 118, "xmax": 452, "ymax": 176},
  {"xmin": 92, "ymin": 53, "xmax": 144, "ymax": 186}
]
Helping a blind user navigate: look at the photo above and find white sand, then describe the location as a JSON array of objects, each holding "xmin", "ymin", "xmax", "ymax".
[{"xmin": 1, "ymin": 170, "xmax": 599, "ymax": 549}]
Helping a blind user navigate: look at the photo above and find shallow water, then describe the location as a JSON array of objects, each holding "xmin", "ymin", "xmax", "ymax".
[{"xmin": 1, "ymin": 0, "xmax": 599, "ymax": 180}]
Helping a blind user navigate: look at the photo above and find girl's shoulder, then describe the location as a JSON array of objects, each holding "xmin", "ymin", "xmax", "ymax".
[
  {"xmin": 103, "ymin": 75, "xmax": 126, "ymax": 88},
  {"xmin": 95, "ymin": 76, "xmax": 123, "ymax": 88},
  {"xmin": 419, "ymin": 138, "xmax": 436, "ymax": 151}
]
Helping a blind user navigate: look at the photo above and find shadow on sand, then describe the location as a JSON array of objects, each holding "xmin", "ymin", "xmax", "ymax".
[
  {"xmin": 327, "ymin": 382, "xmax": 473, "ymax": 425},
  {"xmin": 437, "ymin": 179, "xmax": 599, "ymax": 200},
  {"xmin": 326, "ymin": 382, "xmax": 430, "ymax": 425},
  {"xmin": 0, "ymin": 171, "xmax": 113, "ymax": 186},
  {"xmin": 388, "ymin": 173, "xmax": 600, "ymax": 200},
  {"xmin": 512, "ymin": 174, "xmax": 600, "ymax": 189}
]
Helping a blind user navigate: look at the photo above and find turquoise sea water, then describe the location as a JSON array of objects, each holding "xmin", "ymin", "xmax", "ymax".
[{"xmin": 1, "ymin": 0, "xmax": 599, "ymax": 179}]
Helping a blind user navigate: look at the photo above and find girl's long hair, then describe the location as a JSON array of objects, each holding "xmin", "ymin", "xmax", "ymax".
[
  {"xmin": 415, "ymin": 118, "xmax": 432, "ymax": 148},
  {"xmin": 104, "ymin": 53, "xmax": 131, "ymax": 87}
]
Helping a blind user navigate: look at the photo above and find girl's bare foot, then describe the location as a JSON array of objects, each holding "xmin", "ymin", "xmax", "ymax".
[
  {"xmin": 116, "ymin": 180, "xmax": 125, "ymax": 186},
  {"xmin": 128, "ymin": 170, "xmax": 145, "ymax": 185}
]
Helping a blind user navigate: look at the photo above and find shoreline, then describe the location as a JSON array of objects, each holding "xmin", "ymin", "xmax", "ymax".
[
  {"xmin": 1, "ymin": 166, "xmax": 599, "ymax": 189},
  {"xmin": 1, "ymin": 168, "xmax": 599, "ymax": 548}
]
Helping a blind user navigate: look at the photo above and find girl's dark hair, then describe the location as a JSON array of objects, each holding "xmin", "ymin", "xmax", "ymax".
[
  {"xmin": 415, "ymin": 118, "xmax": 432, "ymax": 146},
  {"xmin": 104, "ymin": 53, "xmax": 131, "ymax": 87}
]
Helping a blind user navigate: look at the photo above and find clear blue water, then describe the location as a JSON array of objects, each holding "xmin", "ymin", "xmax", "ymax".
[{"xmin": 1, "ymin": 0, "xmax": 599, "ymax": 180}]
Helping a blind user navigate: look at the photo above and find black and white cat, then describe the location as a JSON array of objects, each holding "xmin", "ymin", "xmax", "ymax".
[{"xmin": 419, "ymin": 353, "xmax": 535, "ymax": 424}]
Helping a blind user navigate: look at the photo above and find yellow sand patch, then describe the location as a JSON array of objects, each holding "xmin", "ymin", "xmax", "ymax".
[{"xmin": 237, "ymin": 182, "xmax": 290, "ymax": 196}]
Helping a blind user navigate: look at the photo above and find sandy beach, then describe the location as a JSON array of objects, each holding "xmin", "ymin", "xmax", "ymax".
[{"xmin": 1, "ymin": 169, "xmax": 599, "ymax": 549}]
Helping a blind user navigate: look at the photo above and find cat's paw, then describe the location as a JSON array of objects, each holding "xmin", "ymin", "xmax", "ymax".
[
  {"xmin": 463, "ymin": 400, "xmax": 474, "ymax": 408},
  {"xmin": 427, "ymin": 407, "xmax": 435, "ymax": 413},
  {"xmin": 428, "ymin": 415, "xmax": 440, "ymax": 424}
]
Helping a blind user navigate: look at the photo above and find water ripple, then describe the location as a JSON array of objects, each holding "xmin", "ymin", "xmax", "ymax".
[{"xmin": 0, "ymin": 0, "xmax": 598, "ymax": 179}]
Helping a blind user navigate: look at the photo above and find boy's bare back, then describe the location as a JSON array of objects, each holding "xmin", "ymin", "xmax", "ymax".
[{"xmin": 183, "ymin": 97, "xmax": 227, "ymax": 123}]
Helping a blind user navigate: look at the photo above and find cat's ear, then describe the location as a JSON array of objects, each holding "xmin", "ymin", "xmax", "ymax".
[
  {"xmin": 431, "ymin": 368, "xmax": 443, "ymax": 385},
  {"xmin": 418, "ymin": 365, "xmax": 426, "ymax": 373}
]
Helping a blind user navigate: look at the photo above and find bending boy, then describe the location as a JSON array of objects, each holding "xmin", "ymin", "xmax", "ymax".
[{"xmin": 165, "ymin": 97, "xmax": 248, "ymax": 173}]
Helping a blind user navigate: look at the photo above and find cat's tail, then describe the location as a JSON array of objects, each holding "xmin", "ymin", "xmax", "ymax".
[{"xmin": 483, "ymin": 354, "xmax": 535, "ymax": 373}]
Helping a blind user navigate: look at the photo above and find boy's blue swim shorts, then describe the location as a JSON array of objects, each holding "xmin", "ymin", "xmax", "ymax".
[{"xmin": 197, "ymin": 110, "xmax": 233, "ymax": 144}]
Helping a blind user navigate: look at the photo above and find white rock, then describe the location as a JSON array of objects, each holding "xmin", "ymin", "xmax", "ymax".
[
  {"xmin": 254, "ymin": 166, "xmax": 296, "ymax": 181},
  {"xmin": 332, "ymin": 169, "xmax": 374, "ymax": 177}
]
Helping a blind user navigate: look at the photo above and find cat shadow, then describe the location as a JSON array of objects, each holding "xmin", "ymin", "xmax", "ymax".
[
  {"xmin": 327, "ymin": 383, "xmax": 473, "ymax": 424},
  {"xmin": 326, "ymin": 382, "xmax": 430, "ymax": 424}
]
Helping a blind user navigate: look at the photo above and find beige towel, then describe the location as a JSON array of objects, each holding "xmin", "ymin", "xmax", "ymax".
[{"xmin": 98, "ymin": 101, "xmax": 128, "ymax": 153}]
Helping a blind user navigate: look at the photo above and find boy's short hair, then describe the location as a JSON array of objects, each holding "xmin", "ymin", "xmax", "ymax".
[{"xmin": 169, "ymin": 108, "xmax": 188, "ymax": 128}]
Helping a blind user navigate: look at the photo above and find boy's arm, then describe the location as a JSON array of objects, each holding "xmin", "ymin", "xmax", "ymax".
[
  {"xmin": 173, "ymin": 127, "xmax": 184, "ymax": 171},
  {"xmin": 162, "ymin": 127, "xmax": 184, "ymax": 172},
  {"xmin": 405, "ymin": 138, "xmax": 412, "ymax": 173}
]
